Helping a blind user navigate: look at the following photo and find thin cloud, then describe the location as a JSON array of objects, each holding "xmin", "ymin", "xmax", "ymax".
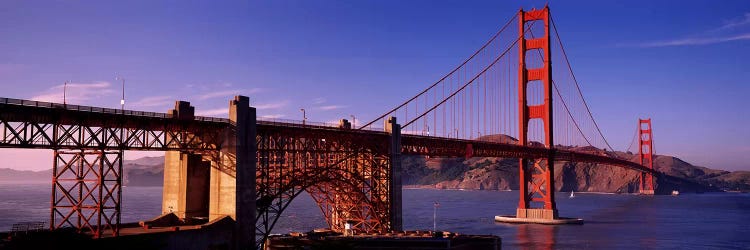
[
  {"xmin": 313, "ymin": 97, "xmax": 326, "ymax": 104},
  {"xmin": 634, "ymin": 33, "xmax": 750, "ymax": 47},
  {"xmin": 196, "ymin": 88, "xmax": 262, "ymax": 100},
  {"xmin": 254, "ymin": 100, "xmax": 289, "ymax": 110},
  {"xmin": 131, "ymin": 96, "xmax": 173, "ymax": 108},
  {"xmin": 30, "ymin": 81, "xmax": 114, "ymax": 104},
  {"xmin": 195, "ymin": 108, "xmax": 228, "ymax": 116},
  {"xmin": 259, "ymin": 114, "xmax": 286, "ymax": 119},
  {"xmin": 197, "ymin": 90, "xmax": 241, "ymax": 100},
  {"xmin": 317, "ymin": 105, "xmax": 347, "ymax": 111},
  {"xmin": 626, "ymin": 12, "xmax": 750, "ymax": 48},
  {"xmin": 718, "ymin": 13, "xmax": 750, "ymax": 31}
]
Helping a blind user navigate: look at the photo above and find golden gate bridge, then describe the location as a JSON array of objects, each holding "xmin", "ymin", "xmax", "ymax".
[{"xmin": 0, "ymin": 6, "xmax": 660, "ymax": 249}]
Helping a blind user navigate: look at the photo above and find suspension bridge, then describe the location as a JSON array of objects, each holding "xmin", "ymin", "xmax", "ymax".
[{"xmin": 0, "ymin": 6, "xmax": 661, "ymax": 250}]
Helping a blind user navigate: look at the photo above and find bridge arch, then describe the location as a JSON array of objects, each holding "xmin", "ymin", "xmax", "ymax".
[{"xmin": 254, "ymin": 121, "xmax": 398, "ymax": 247}]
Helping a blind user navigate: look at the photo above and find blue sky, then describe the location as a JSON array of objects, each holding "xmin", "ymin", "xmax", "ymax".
[{"xmin": 0, "ymin": 1, "xmax": 748, "ymax": 171}]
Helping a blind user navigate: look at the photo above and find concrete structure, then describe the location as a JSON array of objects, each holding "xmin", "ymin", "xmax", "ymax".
[
  {"xmin": 387, "ymin": 117, "xmax": 403, "ymax": 231},
  {"xmin": 162, "ymin": 152, "xmax": 210, "ymax": 218},
  {"xmin": 161, "ymin": 97, "xmax": 256, "ymax": 250},
  {"xmin": 494, "ymin": 215, "xmax": 583, "ymax": 225}
]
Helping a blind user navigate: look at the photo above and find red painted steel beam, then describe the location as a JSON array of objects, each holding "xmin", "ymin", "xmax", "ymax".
[{"xmin": 401, "ymin": 134, "xmax": 656, "ymax": 174}]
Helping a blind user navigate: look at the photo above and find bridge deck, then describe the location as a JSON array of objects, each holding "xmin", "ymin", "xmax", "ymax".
[{"xmin": 0, "ymin": 97, "xmax": 654, "ymax": 174}]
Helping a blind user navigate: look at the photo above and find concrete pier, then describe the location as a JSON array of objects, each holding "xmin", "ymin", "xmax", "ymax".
[
  {"xmin": 162, "ymin": 152, "xmax": 210, "ymax": 218},
  {"xmin": 386, "ymin": 117, "xmax": 403, "ymax": 231},
  {"xmin": 162, "ymin": 97, "xmax": 256, "ymax": 250},
  {"xmin": 163, "ymin": 101, "xmax": 210, "ymax": 219},
  {"xmin": 229, "ymin": 95, "xmax": 256, "ymax": 250},
  {"xmin": 495, "ymin": 208, "xmax": 583, "ymax": 225}
]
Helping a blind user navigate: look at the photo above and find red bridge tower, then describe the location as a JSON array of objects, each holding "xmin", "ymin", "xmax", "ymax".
[
  {"xmin": 639, "ymin": 118, "xmax": 655, "ymax": 194},
  {"xmin": 515, "ymin": 6, "xmax": 559, "ymax": 221},
  {"xmin": 496, "ymin": 6, "xmax": 581, "ymax": 224}
]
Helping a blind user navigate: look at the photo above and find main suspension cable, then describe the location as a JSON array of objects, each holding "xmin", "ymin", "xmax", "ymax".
[
  {"xmin": 401, "ymin": 21, "xmax": 535, "ymax": 129},
  {"xmin": 551, "ymin": 17, "xmax": 615, "ymax": 151},
  {"xmin": 360, "ymin": 14, "xmax": 519, "ymax": 130}
]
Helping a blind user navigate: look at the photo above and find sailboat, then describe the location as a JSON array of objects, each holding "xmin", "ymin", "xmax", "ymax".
[{"xmin": 569, "ymin": 190, "xmax": 575, "ymax": 198}]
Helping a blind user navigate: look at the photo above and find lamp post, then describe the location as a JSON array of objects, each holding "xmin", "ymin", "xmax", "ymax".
[
  {"xmin": 300, "ymin": 108, "xmax": 307, "ymax": 125},
  {"xmin": 63, "ymin": 80, "xmax": 68, "ymax": 105},
  {"xmin": 115, "ymin": 76, "xmax": 125, "ymax": 111},
  {"xmin": 433, "ymin": 201, "xmax": 440, "ymax": 232},
  {"xmin": 350, "ymin": 115, "xmax": 356, "ymax": 129}
]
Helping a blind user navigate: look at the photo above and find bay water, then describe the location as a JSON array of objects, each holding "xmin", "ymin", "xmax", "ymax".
[{"xmin": 1, "ymin": 183, "xmax": 748, "ymax": 249}]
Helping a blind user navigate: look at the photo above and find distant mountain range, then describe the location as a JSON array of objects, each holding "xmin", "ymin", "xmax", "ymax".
[
  {"xmin": 1, "ymin": 136, "xmax": 748, "ymax": 193},
  {"xmin": 0, "ymin": 156, "xmax": 164, "ymax": 186},
  {"xmin": 0, "ymin": 168, "xmax": 51, "ymax": 183},
  {"xmin": 403, "ymin": 134, "xmax": 750, "ymax": 193}
]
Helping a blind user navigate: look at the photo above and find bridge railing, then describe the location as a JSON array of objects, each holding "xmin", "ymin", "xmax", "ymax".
[
  {"xmin": 258, "ymin": 117, "xmax": 338, "ymax": 128},
  {"xmin": 2, "ymin": 96, "xmax": 401, "ymax": 132},
  {"xmin": 0, "ymin": 97, "xmax": 230, "ymax": 123},
  {"xmin": 257, "ymin": 117, "xmax": 386, "ymax": 132}
]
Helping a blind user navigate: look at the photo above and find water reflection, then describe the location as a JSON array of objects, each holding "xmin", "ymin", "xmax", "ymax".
[{"xmin": 515, "ymin": 224, "xmax": 557, "ymax": 250}]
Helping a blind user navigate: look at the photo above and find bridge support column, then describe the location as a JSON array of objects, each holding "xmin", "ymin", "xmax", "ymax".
[
  {"xmin": 163, "ymin": 101, "xmax": 211, "ymax": 219},
  {"xmin": 164, "ymin": 98, "xmax": 256, "ymax": 250},
  {"xmin": 386, "ymin": 117, "xmax": 403, "ymax": 231},
  {"xmin": 638, "ymin": 119, "xmax": 655, "ymax": 195},
  {"xmin": 51, "ymin": 149, "xmax": 122, "ymax": 237},
  {"xmin": 162, "ymin": 152, "xmax": 210, "ymax": 218},
  {"xmin": 208, "ymin": 96, "xmax": 255, "ymax": 250},
  {"xmin": 496, "ymin": 6, "xmax": 581, "ymax": 225}
]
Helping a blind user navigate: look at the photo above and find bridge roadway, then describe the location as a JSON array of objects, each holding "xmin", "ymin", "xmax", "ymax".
[{"xmin": 0, "ymin": 97, "xmax": 655, "ymax": 174}]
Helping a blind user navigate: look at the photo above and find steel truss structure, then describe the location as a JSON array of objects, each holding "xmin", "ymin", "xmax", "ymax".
[
  {"xmin": 0, "ymin": 98, "xmax": 227, "ymax": 237},
  {"xmin": 401, "ymin": 134, "xmax": 657, "ymax": 173},
  {"xmin": 1, "ymin": 95, "xmax": 658, "ymax": 244},
  {"xmin": 255, "ymin": 124, "xmax": 393, "ymax": 247},
  {"xmin": 0, "ymin": 98, "xmax": 227, "ymax": 151},
  {"xmin": 51, "ymin": 150, "xmax": 122, "ymax": 237}
]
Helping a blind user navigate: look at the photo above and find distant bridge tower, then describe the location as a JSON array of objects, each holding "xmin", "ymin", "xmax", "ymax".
[
  {"xmin": 639, "ymin": 118, "xmax": 655, "ymax": 194},
  {"xmin": 515, "ymin": 6, "xmax": 559, "ymax": 221}
]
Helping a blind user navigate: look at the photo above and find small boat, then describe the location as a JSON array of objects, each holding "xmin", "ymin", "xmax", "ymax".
[
  {"xmin": 671, "ymin": 190, "xmax": 680, "ymax": 196},
  {"xmin": 569, "ymin": 190, "xmax": 575, "ymax": 198}
]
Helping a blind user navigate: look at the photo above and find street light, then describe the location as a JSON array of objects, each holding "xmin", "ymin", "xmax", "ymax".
[
  {"xmin": 63, "ymin": 80, "xmax": 69, "ymax": 105},
  {"xmin": 433, "ymin": 201, "xmax": 440, "ymax": 232},
  {"xmin": 350, "ymin": 115, "xmax": 356, "ymax": 129},
  {"xmin": 300, "ymin": 108, "xmax": 307, "ymax": 125},
  {"xmin": 115, "ymin": 75, "xmax": 125, "ymax": 111}
]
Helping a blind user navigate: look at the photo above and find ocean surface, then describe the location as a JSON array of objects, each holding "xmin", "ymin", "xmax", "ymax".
[{"xmin": 1, "ymin": 182, "xmax": 748, "ymax": 249}]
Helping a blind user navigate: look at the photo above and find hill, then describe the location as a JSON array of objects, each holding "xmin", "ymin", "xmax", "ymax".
[
  {"xmin": 0, "ymin": 157, "xmax": 164, "ymax": 186},
  {"xmin": 0, "ymin": 168, "xmax": 51, "ymax": 183},
  {"xmin": 403, "ymin": 134, "xmax": 749, "ymax": 193}
]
